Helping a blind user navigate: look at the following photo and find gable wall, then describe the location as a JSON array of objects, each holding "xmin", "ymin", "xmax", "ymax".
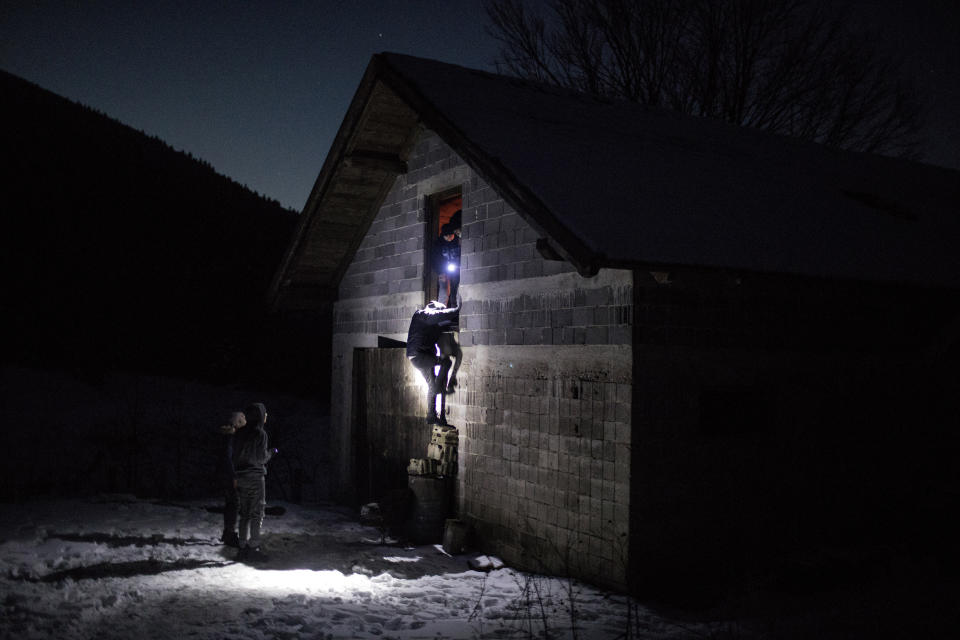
[
  {"xmin": 330, "ymin": 130, "xmax": 469, "ymax": 502},
  {"xmin": 331, "ymin": 129, "xmax": 634, "ymax": 589}
]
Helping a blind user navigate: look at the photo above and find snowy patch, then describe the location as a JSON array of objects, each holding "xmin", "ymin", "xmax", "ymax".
[
  {"xmin": 0, "ymin": 496, "xmax": 711, "ymax": 639},
  {"xmin": 468, "ymin": 555, "xmax": 505, "ymax": 571}
]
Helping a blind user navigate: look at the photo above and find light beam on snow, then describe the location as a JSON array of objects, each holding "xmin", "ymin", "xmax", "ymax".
[
  {"xmin": 239, "ymin": 568, "xmax": 375, "ymax": 595},
  {"xmin": 383, "ymin": 555, "xmax": 422, "ymax": 563}
]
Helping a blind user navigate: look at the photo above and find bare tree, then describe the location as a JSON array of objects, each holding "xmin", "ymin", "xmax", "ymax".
[{"xmin": 484, "ymin": 0, "xmax": 921, "ymax": 156}]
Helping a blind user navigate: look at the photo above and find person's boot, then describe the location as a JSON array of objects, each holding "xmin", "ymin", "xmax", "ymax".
[
  {"xmin": 236, "ymin": 546, "xmax": 250, "ymax": 561},
  {"xmin": 221, "ymin": 531, "xmax": 240, "ymax": 547}
]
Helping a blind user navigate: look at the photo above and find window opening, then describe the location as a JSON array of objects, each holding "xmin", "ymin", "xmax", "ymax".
[{"xmin": 425, "ymin": 188, "xmax": 462, "ymax": 307}]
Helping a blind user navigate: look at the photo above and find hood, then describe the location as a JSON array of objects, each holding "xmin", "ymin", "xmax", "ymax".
[{"xmin": 243, "ymin": 403, "xmax": 267, "ymax": 429}]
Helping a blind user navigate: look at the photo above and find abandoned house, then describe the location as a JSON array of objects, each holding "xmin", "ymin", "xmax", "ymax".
[{"xmin": 269, "ymin": 53, "xmax": 960, "ymax": 594}]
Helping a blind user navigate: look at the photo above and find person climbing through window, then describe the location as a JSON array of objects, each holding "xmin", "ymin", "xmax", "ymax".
[{"xmin": 406, "ymin": 299, "xmax": 460, "ymax": 425}]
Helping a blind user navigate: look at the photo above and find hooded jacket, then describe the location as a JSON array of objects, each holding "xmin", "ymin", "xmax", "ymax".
[
  {"xmin": 406, "ymin": 303, "xmax": 460, "ymax": 358},
  {"xmin": 229, "ymin": 403, "xmax": 273, "ymax": 477}
]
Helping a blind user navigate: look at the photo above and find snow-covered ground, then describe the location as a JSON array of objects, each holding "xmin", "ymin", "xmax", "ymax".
[
  {"xmin": 1, "ymin": 495, "xmax": 709, "ymax": 639},
  {"xmin": 3, "ymin": 367, "xmax": 956, "ymax": 638}
]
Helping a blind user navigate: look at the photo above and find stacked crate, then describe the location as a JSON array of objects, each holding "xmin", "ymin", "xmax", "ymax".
[
  {"xmin": 407, "ymin": 425, "xmax": 459, "ymax": 477},
  {"xmin": 429, "ymin": 425, "xmax": 459, "ymax": 476}
]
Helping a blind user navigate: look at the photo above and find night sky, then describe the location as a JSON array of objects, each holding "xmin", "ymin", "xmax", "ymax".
[{"xmin": 2, "ymin": 0, "xmax": 957, "ymax": 211}]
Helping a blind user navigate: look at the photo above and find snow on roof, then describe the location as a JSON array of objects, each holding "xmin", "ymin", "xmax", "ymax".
[{"xmin": 381, "ymin": 53, "xmax": 960, "ymax": 287}]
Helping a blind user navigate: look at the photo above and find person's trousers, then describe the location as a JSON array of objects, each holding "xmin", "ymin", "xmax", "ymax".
[
  {"xmin": 446, "ymin": 275, "xmax": 459, "ymax": 308},
  {"xmin": 410, "ymin": 353, "xmax": 453, "ymax": 418},
  {"xmin": 410, "ymin": 354, "xmax": 439, "ymax": 411},
  {"xmin": 223, "ymin": 481, "xmax": 239, "ymax": 536},
  {"xmin": 236, "ymin": 474, "xmax": 265, "ymax": 548}
]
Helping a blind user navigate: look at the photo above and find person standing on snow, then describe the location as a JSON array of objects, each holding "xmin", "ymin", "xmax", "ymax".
[
  {"xmin": 217, "ymin": 410, "xmax": 246, "ymax": 547},
  {"xmin": 230, "ymin": 402, "xmax": 274, "ymax": 561}
]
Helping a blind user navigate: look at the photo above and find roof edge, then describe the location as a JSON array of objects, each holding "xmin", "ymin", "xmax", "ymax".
[
  {"xmin": 376, "ymin": 53, "xmax": 603, "ymax": 277},
  {"xmin": 268, "ymin": 55, "xmax": 390, "ymax": 311}
]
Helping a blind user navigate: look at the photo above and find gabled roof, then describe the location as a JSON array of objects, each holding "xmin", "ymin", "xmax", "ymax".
[{"xmin": 271, "ymin": 53, "xmax": 960, "ymax": 309}]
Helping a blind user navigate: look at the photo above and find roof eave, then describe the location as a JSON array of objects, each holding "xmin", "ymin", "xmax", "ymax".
[
  {"xmin": 376, "ymin": 54, "xmax": 603, "ymax": 278},
  {"xmin": 269, "ymin": 55, "xmax": 418, "ymax": 311}
]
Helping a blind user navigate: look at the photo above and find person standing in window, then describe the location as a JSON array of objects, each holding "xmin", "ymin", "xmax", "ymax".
[{"xmin": 433, "ymin": 210, "xmax": 461, "ymax": 308}]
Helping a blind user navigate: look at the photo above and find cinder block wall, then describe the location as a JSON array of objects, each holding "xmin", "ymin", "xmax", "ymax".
[
  {"xmin": 331, "ymin": 130, "xmax": 470, "ymax": 502},
  {"xmin": 452, "ymin": 171, "xmax": 634, "ymax": 590},
  {"xmin": 452, "ymin": 343, "xmax": 632, "ymax": 589}
]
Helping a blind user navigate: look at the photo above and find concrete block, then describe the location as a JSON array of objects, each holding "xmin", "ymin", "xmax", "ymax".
[
  {"xmin": 615, "ymin": 482, "xmax": 629, "ymax": 505},
  {"xmin": 578, "ymin": 471, "xmax": 591, "ymax": 495},
  {"xmin": 616, "ymin": 402, "xmax": 631, "ymax": 424},
  {"xmin": 520, "ymin": 328, "xmax": 540, "ymax": 345},
  {"xmin": 603, "ymin": 461, "xmax": 616, "ymax": 482},
  {"xmin": 522, "ymin": 261, "xmax": 544, "ymax": 279},
  {"xmin": 615, "ymin": 444, "xmax": 630, "ymax": 467},
  {"xmin": 551, "ymin": 308, "xmax": 573, "ymax": 328},
  {"xmin": 590, "ymin": 439, "xmax": 604, "ymax": 460},
  {"xmin": 603, "ymin": 441, "xmax": 616, "ymax": 462},
  {"xmin": 572, "ymin": 307, "xmax": 593, "ymax": 326},
  {"xmin": 578, "ymin": 514, "xmax": 590, "ymax": 535},
  {"xmin": 590, "ymin": 481, "xmax": 603, "ymax": 505},
  {"xmin": 602, "ymin": 500, "xmax": 615, "ymax": 528},
  {"xmin": 590, "ymin": 516, "xmax": 603, "ymax": 537},
  {"xmin": 586, "ymin": 326, "xmax": 609, "ymax": 344},
  {"xmin": 542, "ymin": 260, "xmax": 568, "ymax": 277},
  {"xmin": 577, "ymin": 494, "xmax": 590, "ymax": 516},
  {"xmin": 608, "ymin": 325, "xmax": 632, "ymax": 345},
  {"xmin": 603, "ymin": 421, "xmax": 617, "ymax": 442},
  {"xmin": 594, "ymin": 306, "xmax": 610, "ymax": 325},
  {"xmin": 591, "ymin": 459, "xmax": 604, "ymax": 481}
]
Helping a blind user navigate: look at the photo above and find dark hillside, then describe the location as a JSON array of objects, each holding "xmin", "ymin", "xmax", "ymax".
[{"xmin": 0, "ymin": 70, "xmax": 324, "ymax": 392}]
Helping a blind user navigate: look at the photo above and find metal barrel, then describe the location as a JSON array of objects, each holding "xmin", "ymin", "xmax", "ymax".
[{"xmin": 406, "ymin": 475, "xmax": 450, "ymax": 544}]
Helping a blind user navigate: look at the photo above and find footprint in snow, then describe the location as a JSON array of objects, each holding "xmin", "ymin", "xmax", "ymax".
[{"xmin": 363, "ymin": 613, "xmax": 388, "ymax": 624}]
